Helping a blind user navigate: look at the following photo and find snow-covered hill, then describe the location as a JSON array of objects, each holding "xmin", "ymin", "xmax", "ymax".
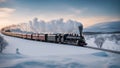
[
  {"xmin": 84, "ymin": 21, "xmax": 120, "ymax": 33},
  {"xmin": 0, "ymin": 33, "xmax": 120, "ymax": 68}
]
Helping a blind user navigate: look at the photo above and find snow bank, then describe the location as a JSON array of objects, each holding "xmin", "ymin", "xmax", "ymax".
[
  {"xmin": 0, "ymin": 33, "xmax": 120, "ymax": 68},
  {"xmin": 0, "ymin": 52, "xmax": 120, "ymax": 68}
]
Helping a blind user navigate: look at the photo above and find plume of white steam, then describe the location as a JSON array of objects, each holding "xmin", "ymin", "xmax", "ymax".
[{"xmin": 14, "ymin": 18, "xmax": 83, "ymax": 34}]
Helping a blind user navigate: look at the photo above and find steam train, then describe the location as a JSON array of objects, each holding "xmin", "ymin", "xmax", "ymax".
[{"xmin": 1, "ymin": 25, "xmax": 87, "ymax": 46}]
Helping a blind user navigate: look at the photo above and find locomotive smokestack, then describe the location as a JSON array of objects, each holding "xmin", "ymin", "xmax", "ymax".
[{"xmin": 78, "ymin": 24, "xmax": 83, "ymax": 36}]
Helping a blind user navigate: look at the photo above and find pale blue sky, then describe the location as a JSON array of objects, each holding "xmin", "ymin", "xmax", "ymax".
[{"xmin": 0, "ymin": 0, "xmax": 120, "ymax": 28}]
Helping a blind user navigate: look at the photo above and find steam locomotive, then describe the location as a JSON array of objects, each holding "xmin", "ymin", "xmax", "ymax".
[{"xmin": 1, "ymin": 25, "xmax": 87, "ymax": 46}]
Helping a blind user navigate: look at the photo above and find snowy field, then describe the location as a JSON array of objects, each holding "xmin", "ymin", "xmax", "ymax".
[
  {"xmin": 85, "ymin": 34, "xmax": 120, "ymax": 52},
  {"xmin": 0, "ymin": 33, "xmax": 120, "ymax": 68}
]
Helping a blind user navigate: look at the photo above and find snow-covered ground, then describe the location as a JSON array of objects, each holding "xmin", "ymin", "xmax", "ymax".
[
  {"xmin": 85, "ymin": 34, "xmax": 120, "ymax": 51},
  {"xmin": 0, "ymin": 33, "xmax": 120, "ymax": 68}
]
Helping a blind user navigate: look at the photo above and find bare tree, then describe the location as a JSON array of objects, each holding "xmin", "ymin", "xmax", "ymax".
[
  {"xmin": 111, "ymin": 34, "xmax": 120, "ymax": 45},
  {"xmin": 0, "ymin": 35, "xmax": 8, "ymax": 53},
  {"xmin": 108, "ymin": 34, "xmax": 120, "ymax": 45},
  {"xmin": 94, "ymin": 37, "xmax": 105, "ymax": 48}
]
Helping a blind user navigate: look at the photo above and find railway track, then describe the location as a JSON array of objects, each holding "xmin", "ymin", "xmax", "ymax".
[
  {"xmin": 82, "ymin": 45, "xmax": 120, "ymax": 54},
  {"xmin": 64, "ymin": 42, "xmax": 120, "ymax": 54}
]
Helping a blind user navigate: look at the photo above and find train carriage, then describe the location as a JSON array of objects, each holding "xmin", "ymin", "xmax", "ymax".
[
  {"xmin": 26, "ymin": 33, "xmax": 32, "ymax": 39},
  {"xmin": 32, "ymin": 33, "xmax": 39, "ymax": 40},
  {"xmin": 15, "ymin": 33, "xmax": 23, "ymax": 38},
  {"xmin": 38, "ymin": 34, "xmax": 47, "ymax": 41},
  {"xmin": 47, "ymin": 34, "xmax": 58, "ymax": 42},
  {"xmin": 22, "ymin": 33, "xmax": 27, "ymax": 39}
]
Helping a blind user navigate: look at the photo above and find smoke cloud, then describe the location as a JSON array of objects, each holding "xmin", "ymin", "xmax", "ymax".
[{"xmin": 13, "ymin": 18, "xmax": 83, "ymax": 34}]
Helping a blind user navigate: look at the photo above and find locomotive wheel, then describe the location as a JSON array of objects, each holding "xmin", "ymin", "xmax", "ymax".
[
  {"xmin": 76, "ymin": 40, "xmax": 80, "ymax": 46},
  {"xmin": 76, "ymin": 40, "xmax": 84, "ymax": 46},
  {"xmin": 61, "ymin": 37, "xmax": 64, "ymax": 43}
]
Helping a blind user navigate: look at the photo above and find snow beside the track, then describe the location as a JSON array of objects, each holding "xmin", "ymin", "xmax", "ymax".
[
  {"xmin": 85, "ymin": 34, "xmax": 120, "ymax": 51},
  {"xmin": 0, "ymin": 33, "xmax": 120, "ymax": 68},
  {"xmin": 2, "ymin": 34, "xmax": 99, "ymax": 56}
]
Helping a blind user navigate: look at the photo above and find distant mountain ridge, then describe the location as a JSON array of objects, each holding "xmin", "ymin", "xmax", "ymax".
[{"xmin": 84, "ymin": 21, "xmax": 120, "ymax": 34}]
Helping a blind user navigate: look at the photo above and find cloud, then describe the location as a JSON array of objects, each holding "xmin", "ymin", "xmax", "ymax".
[
  {"xmin": 69, "ymin": 7, "xmax": 87, "ymax": 15},
  {"xmin": 0, "ymin": 8, "xmax": 15, "ymax": 18},
  {"xmin": 0, "ymin": 8, "xmax": 15, "ymax": 29},
  {"xmin": 0, "ymin": 0, "xmax": 9, "ymax": 3},
  {"xmin": 0, "ymin": 0, "xmax": 6, "ymax": 2}
]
